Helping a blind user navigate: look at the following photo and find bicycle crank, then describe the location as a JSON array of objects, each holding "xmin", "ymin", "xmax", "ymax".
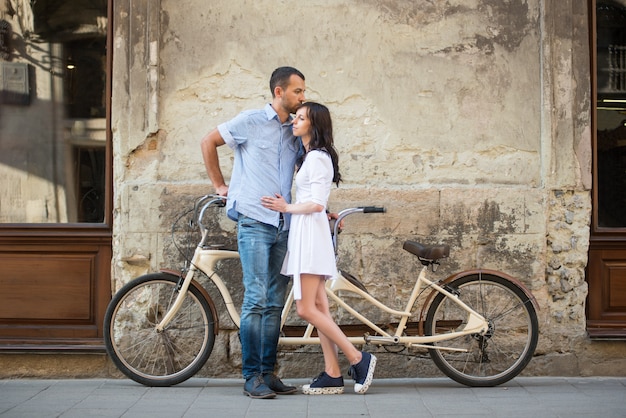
[{"xmin": 364, "ymin": 334, "xmax": 400, "ymax": 344}]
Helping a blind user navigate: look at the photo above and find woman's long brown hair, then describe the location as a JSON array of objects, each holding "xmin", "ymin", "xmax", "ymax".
[{"xmin": 297, "ymin": 102, "xmax": 342, "ymax": 186}]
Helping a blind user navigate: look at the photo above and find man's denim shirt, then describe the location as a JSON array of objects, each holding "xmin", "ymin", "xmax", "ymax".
[{"xmin": 218, "ymin": 103, "xmax": 303, "ymax": 230}]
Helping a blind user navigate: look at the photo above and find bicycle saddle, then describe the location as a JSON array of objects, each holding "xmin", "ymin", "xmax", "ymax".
[{"xmin": 402, "ymin": 241, "xmax": 450, "ymax": 261}]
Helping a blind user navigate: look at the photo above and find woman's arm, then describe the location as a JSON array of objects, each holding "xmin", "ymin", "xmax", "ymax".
[
  {"xmin": 260, "ymin": 194, "xmax": 342, "ymax": 229},
  {"xmin": 261, "ymin": 196, "xmax": 324, "ymax": 214},
  {"xmin": 261, "ymin": 151, "xmax": 332, "ymax": 214}
]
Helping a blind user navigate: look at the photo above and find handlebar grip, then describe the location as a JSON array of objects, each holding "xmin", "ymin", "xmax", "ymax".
[{"xmin": 363, "ymin": 206, "xmax": 385, "ymax": 213}]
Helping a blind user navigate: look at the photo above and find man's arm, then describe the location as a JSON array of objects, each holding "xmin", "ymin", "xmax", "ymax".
[{"xmin": 200, "ymin": 128, "xmax": 229, "ymax": 196}]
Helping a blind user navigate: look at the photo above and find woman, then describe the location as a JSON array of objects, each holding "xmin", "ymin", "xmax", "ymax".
[{"xmin": 261, "ymin": 102, "xmax": 376, "ymax": 395}]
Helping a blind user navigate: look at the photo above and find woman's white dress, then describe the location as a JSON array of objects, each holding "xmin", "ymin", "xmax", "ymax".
[{"xmin": 281, "ymin": 150, "xmax": 337, "ymax": 300}]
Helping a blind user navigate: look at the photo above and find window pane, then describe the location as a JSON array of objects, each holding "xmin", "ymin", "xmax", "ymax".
[
  {"xmin": 596, "ymin": 1, "xmax": 626, "ymax": 228},
  {"xmin": 597, "ymin": 110, "xmax": 626, "ymax": 227},
  {"xmin": 0, "ymin": 1, "xmax": 107, "ymax": 223}
]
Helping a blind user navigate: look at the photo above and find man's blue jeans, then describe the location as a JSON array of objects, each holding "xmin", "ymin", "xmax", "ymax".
[{"xmin": 237, "ymin": 215, "xmax": 290, "ymax": 379}]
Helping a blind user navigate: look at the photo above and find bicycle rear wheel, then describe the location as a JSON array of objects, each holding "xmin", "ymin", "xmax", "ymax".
[
  {"xmin": 425, "ymin": 273, "xmax": 538, "ymax": 387},
  {"xmin": 104, "ymin": 273, "xmax": 215, "ymax": 386}
]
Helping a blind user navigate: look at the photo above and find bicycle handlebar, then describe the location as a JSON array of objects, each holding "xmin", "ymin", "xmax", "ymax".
[
  {"xmin": 363, "ymin": 206, "xmax": 386, "ymax": 214},
  {"xmin": 194, "ymin": 195, "xmax": 385, "ymax": 254},
  {"xmin": 195, "ymin": 194, "xmax": 226, "ymax": 233},
  {"xmin": 332, "ymin": 206, "xmax": 386, "ymax": 253}
]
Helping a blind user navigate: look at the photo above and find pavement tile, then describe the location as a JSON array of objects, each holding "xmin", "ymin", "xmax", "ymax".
[{"xmin": 0, "ymin": 377, "xmax": 624, "ymax": 418}]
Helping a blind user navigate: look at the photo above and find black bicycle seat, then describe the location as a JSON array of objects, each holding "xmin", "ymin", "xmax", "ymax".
[{"xmin": 402, "ymin": 241, "xmax": 450, "ymax": 261}]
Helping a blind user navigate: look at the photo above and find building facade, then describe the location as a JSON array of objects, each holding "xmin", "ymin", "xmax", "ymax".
[{"xmin": 1, "ymin": 0, "xmax": 625, "ymax": 378}]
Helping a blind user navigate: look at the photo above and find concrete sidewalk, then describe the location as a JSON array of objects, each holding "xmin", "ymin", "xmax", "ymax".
[{"xmin": 0, "ymin": 377, "xmax": 624, "ymax": 418}]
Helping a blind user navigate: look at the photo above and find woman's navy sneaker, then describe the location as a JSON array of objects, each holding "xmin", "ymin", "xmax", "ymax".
[
  {"xmin": 348, "ymin": 352, "xmax": 376, "ymax": 394},
  {"xmin": 302, "ymin": 371, "xmax": 344, "ymax": 395}
]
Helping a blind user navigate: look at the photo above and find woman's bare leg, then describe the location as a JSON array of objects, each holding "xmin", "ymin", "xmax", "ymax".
[
  {"xmin": 296, "ymin": 274, "xmax": 362, "ymax": 368},
  {"xmin": 314, "ymin": 279, "xmax": 341, "ymax": 376}
]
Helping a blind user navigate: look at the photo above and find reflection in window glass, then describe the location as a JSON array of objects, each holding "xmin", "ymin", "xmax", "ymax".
[
  {"xmin": 0, "ymin": 1, "xmax": 107, "ymax": 223},
  {"xmin": 596, "ymin": 1, "xmax": 626, "ymax": 228}
]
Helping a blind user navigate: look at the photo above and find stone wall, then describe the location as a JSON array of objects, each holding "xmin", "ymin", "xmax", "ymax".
[{"xmin": 106, "ymin": 0, "xmax": 626, "ymax": 380}]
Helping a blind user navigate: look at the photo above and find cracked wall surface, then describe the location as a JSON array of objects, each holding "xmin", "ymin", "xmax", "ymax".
[{"xmin": 109, "ymin": 0, "xmax": 624, "ymax": 378}]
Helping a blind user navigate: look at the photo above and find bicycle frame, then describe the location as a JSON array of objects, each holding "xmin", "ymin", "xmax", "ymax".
[
  {"xmin": 105, "ymin": 194, "xmax": 540, "ymax": 389},
  {"xmin": 280, "ymin": 266, "xmax": 488, "ymax": 350},
  {"xmin": 156, "ymin": 196, "xmax": 489, "ymax": 353}
]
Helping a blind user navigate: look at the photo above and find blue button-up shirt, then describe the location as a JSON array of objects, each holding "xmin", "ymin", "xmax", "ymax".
[{"xmin": 218, "ymin": 103, "xmax": 302, "ymax": 229}]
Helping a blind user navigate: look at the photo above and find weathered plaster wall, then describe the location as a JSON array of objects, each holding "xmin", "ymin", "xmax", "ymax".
[{"xmin": 109, "ymin": 0, "xmax": 624, "ymax": 379}]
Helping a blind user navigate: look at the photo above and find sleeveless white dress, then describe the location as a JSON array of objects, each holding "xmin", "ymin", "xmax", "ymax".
[{"xmin": 281, "ymin": 150, "xmax": 337, "ymax": 300}]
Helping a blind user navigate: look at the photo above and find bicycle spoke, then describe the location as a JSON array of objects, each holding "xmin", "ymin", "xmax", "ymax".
[
  {"xmin": 104, "ymin": 274, "xmax": 215, "ymax": 386},
  {"xmin": 425, "ymin": 274, "xmax": 538, "ymax": 386}
]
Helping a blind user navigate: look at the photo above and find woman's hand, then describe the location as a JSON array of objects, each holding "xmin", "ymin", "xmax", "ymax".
[
  {"xmin": 262, "ymin": 194, "xmax": 325, "ymax": 214},
  {"xmin": 261, "ymin": 193, "xmax": 288, "ymax": 213},
  {"xmin": 327, "ymin": 211, "xmax": 344, "ymax": 232}
]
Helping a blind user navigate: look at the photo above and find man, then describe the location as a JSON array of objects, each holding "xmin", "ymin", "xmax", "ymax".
[{"xmin": 200, "ymin": 66, "xmax": 306, "ymax": 399}]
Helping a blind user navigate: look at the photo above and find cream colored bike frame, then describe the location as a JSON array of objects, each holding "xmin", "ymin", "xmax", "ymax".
[{"xmin": 156, "ymin": 200, "xmax": 489, "ymax": 354}]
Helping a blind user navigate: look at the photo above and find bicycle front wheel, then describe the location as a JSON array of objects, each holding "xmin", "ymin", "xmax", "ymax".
[
  {"xmin": 425, "ymin": 273, "xmax": 538, "ymax": 387},
  {"xmin": 104, "ymin": 273, "xmax": 215, "ymax": 386}
]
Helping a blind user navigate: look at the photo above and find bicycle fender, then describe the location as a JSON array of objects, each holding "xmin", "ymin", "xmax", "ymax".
[
  {"xmin": 418, "ymin": 269, "xmax": 539, "ymax": 335},
  {"xmin": 160, "ymin": 268, "xmax": 220, "ymax": 335}
]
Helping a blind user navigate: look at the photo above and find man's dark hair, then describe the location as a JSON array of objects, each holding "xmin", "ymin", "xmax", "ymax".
[{"xmin": 269, "ymin": 67, "xmax": 305, "ymax": 97}]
